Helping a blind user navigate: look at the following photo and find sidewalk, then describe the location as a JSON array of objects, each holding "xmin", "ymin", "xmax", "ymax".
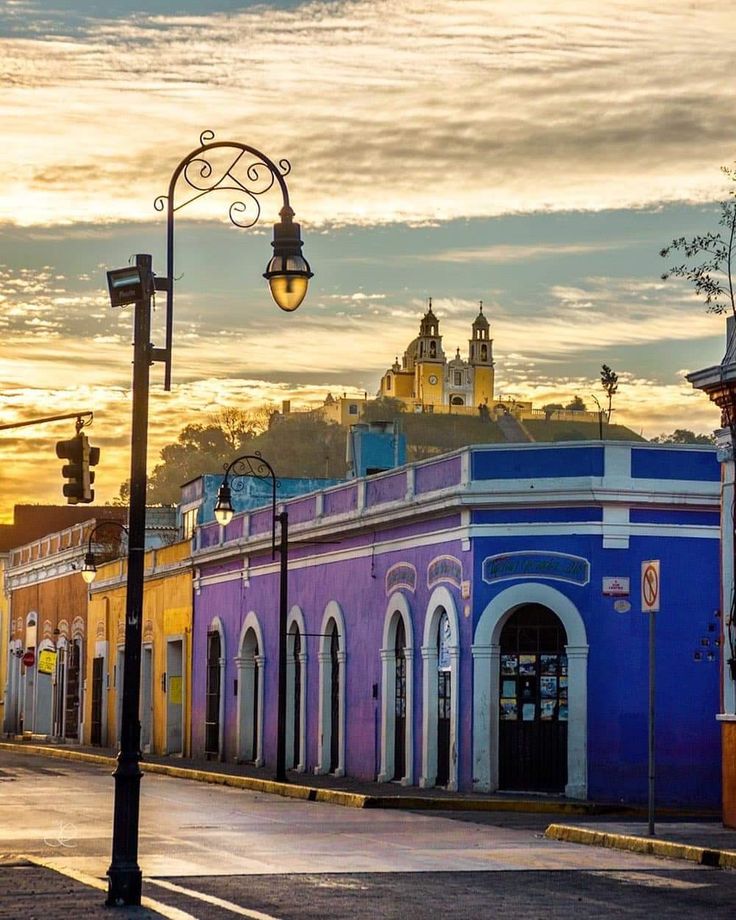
[{"xmin": 3, "ymin": 737, "xmax": 736, "ymax": 872}]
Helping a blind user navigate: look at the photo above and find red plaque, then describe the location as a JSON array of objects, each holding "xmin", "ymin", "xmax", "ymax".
[{"xmin": 22, "ymin": 650, "xmax": 35, "ymax": 668}]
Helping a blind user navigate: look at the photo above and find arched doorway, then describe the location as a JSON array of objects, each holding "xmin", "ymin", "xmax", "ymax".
[
  {"xmin": 393, "ymin": 619, "xmax": 407, "ymax": 780},
  {"xmin": 472, "ymin": 582, "xmax": 588, "ymax": 799},
  {"xmin": 205, "ymin": 628, "xmax": 222, "ymax": 759},
  {"xmin": 420, "ymin": 587, "xmax": 460, "ymax": 791},
  {"xmin": 498, "ymin": 605, "xmax": 567, "ymax": 792},
  {"xmin": 317, "ymin": 602, "xmax": 346, "ymax": 776},
  {"xmin": 379, "ymin": 594, "xmax": 415, "ymax": 785},
  {"xmin": 329, "ymin": 625, "xmax": 340, "ymax": 773},
  {"xmin": 237, "ymin": 626, "xmax": 262, "ymax": 763},
  {"xmin": 291, "ymin": 627, "xmax": 302, "ymax": 768},
  {"xmin": 436, "ymin": 611, "xmax": 452, "ymax": 786},
  {"xmin": 286, "ymin": 607, "xmax": 307, "ymax": 772}
]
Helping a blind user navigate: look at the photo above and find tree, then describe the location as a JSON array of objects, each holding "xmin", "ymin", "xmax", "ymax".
[
  {"xmin": 651, "ymin": 429, "xmax": 716, "ymax": 445},
  {"xmin": 660, "ymin": 164, "xmax": 736, "ymax": 316},
  {"xmin": 542, "ymin": 402, "xmax": 564, "ymax": 420},
  {"xmin": 208, "ymin": 405, "xmax": 273, "ymax": 446},
  {"xmin": 600, "ymin": 364, "xmax": 619, "ymax": 418},
  {"xmin": 360, "ymin": 397, "xmax": 406, "ymax": 423},
  {"xmin": 565, "ymin": 396, "xmax": 587, "ymax": 412}
]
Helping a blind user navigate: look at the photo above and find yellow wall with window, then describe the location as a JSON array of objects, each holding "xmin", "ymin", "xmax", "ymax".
[{"xmin": 84, "ymin": 540, "xmax": 192, "ymax": 755}]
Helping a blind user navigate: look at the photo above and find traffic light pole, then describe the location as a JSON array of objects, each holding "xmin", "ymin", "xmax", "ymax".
[{"xmin": 106, "ymin": 254, "xmax": 153, "ymax": 907}]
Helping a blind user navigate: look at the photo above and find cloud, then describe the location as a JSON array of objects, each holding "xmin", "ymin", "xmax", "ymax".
[{"xmin": 0, "ymin": 1, "xmax": 735, "ymax": 227}]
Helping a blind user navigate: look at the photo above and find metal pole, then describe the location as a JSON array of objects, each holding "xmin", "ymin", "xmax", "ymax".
[
  {"xmin": 648, "ymin": 609, "xmax": 656, "ymax": 836},
  {"xmin": 276, "ymin": 511, "xmax": 289, "ymax": 782},
  {"xmin": 106, "ymin": 253, "xmax": 151, "ymax": 906}
]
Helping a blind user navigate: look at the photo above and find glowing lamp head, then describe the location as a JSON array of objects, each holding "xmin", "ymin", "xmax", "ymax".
[
  {"xmin": 214, "ymin": 483, "xmax": 234, "ymax": 527},
  {"xmin": 263, "ymin": 206, "xmax": 313, "ymax": 312},
  {"xmin": 81, "ymin": 551, "xmax": 97, "ymax": 584}
]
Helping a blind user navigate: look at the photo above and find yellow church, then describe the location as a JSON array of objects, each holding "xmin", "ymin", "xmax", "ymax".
[{"xmin": 378, "ymin": 299, "xmax": 496, "ymax": 412}]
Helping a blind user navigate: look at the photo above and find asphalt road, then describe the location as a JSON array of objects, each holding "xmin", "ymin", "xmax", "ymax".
[{"xmin": 2, "ymin": 750, "xmax": 735, "ymax": 919}]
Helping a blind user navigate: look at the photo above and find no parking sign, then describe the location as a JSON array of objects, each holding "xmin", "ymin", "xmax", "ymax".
[{"xmin": 641, "ymin": 560, "xmax": 660, "ymax": 613}]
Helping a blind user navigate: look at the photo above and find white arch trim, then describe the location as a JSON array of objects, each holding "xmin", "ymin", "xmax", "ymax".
[
  {"xmin": 378, "ymin": 592, "xmax": 415, "ymax": 785},
  {"xmin": 472, "ymin": 582, "xmax": 588, "ymax": 799},
  {"xmin": 420, "ymin": 585, "xmax": 460, "ymax": 791},
  {"xmin": 286, "ymin": 605, "xmax": 307, "ymax": 772},
  {"xmin": 315, "ymin": 601, "xmax": 346, "ymax": 776},
  {"xmin": 236, "ymin": 611, "xmax": 265, "ymax": 766}
]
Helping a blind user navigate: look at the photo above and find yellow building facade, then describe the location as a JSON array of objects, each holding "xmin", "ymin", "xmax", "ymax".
[
  {"xmin": 378, "ymin": 301, "xmax": 496, "ymax": 412},
  {"xmin": 84, "ymin": 539, "xmax": 192, "ymax": 756}
]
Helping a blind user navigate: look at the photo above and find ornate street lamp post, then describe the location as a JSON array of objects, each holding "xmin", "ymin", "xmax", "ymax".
[
  {"xmin": 105, "ymin": 133, "xmax": 311, "ymax": 907},
  {"xmin": 214, "ymin": 453, "xmax": 290, "ymax": 782}
]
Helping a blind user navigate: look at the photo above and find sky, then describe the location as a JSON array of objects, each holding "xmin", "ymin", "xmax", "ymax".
[{"xmin": 2, "ymin": 0, "xmax": 736, "ymax": 520}]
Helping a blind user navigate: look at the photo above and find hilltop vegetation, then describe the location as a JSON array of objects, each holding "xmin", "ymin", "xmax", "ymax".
[{"xmin": 119, "ymin": 402, "xmax": 645, "ymax": 505}]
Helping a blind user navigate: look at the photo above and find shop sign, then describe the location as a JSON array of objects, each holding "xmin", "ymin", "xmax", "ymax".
[
  {"xmin": 37, "ymin": 649, "xmax": 58, "ymax": 675},
  {"xmin": 483, "ymin": 551, "xmax": 590, "ymax": 586}
]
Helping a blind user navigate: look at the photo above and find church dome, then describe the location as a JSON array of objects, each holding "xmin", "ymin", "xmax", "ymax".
[{"xmin": 473, "ymin": 302, "xmax": 489, "ymax": 329}]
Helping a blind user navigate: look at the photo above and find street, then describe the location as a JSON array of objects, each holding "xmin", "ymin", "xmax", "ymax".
[{"xmin": 1, "ymin": 750, "xmax": 735, "ymax": 918}]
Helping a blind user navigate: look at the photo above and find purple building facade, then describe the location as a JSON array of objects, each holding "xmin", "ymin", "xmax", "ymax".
[{"xmin": 190, "ymin": 441, "xmax": 722, "ymax": 807}]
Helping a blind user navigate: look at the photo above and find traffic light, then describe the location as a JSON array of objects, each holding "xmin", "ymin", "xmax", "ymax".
[
  {"xmin": 55, "ymin": 433, "xmax": 100, "ymax": 504},
  {"xmin": 84, "ymin": 437, "xmax": 100, "ymax": 504}
]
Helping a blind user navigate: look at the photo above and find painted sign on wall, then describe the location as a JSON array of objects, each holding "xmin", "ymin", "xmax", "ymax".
[
  {"xmin": 385, "ymin": 562, "xmax": 417, "ymax": 595},
  {"xmin": 428, "ymin": 555, "xmax": 463, "ymax": 589},
  {"xmin": 482, "ymin": 551, "xmax": 590, "ymax": 586}
]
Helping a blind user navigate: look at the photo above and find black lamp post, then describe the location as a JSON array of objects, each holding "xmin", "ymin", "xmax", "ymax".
[
  {"xmin": 214, "ymin": 453, "xmax": 290, "ymax": 782},
  {"xmin": 104, "ymin": 132, "xmax": 311, "ymax": 908},
  {"xmin": 80, "ymin": 521, "xmax": 129, "ymax": 584}
]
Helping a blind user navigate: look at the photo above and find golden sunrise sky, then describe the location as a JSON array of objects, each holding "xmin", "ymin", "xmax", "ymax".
[{"xmin": 1, "ymin": 0, "xmax": 735, "ymax": 520}]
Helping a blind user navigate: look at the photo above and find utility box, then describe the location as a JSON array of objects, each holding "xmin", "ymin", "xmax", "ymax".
[{"xmin": 347, "ymin": 421, "xmax": 406, "ymax": 478}]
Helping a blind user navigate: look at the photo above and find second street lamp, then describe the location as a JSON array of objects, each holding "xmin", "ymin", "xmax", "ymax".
[
  {"xmin": 81, "ymin": 521, "xmax": 129, "ymax": 585},
  {"xmin": 214, "ymin": 453, "xmax": 290, "ymax": 782},
  {"xmin": 105, "ymin": 132, "xmax": 311, "ymax": 908}
]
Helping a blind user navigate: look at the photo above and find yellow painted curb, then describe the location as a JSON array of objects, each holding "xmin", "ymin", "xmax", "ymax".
[
  {"xmin": 0, "ymin": 741, "xmax": 114, "ymax": 768},
  {"xmin": 0, "ymin": 742, "xmax": 612, "ymax": 815},
  {"xmin": 545, "ymin": 823, "xmax": 736, "ymax": 869},
  {"xmin": 18, "ymin": 853, "xmax": 197, "ymax": 919}
]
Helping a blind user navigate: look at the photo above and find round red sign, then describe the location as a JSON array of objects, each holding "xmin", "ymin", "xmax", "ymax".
[{"xmin": 22, "ymin": 650, "xmax": 35, "ymax": 668}]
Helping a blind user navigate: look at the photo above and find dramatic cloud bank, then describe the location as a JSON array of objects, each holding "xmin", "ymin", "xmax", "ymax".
[{"xmin": 0, "ymin": 0, "xmax": 734, "ymax": 226}]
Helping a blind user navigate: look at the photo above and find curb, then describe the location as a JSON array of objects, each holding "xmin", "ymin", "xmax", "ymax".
[
  {"xmin": 2, "ymin": 742, "xmax": 710, "ymax": 818},
  {"xmin": 545, "ymin": 823, "xmax": 736, "ymax": 869},
  {"xmin": 0, "ymin": 741, "xmax": 600, "ymax": 813}
]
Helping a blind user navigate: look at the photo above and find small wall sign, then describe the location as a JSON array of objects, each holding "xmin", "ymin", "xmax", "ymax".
[
  {"xmin": 603, "ymin": 577, "xmax": 630, "ymax": 597},
  {"xmin": 614, "ymin": 599, "xmax": 632, "ymax": 613}
]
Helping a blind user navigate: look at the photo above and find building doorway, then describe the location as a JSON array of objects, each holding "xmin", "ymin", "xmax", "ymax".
[
  {"xmin": 393, "ymin": 618, "xmax": 407, "ymax": 781},
  {"xmin": 205, "ymin": 629, "xmax": 222, "ymax": 759},
  {"xmin": 90, "ymin": 656, "xmax": 104, "ymax": 746},
  {"xmin": 498, "ymin": 605, "xmax": 567, "ymax": 792},
  {"xmin": 166, "ymin": 639, "xmax": 184, "ymax": 755},
  {"xmin": 64, "ymin": 639, "xmax": 82, "ymax": 741}
]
